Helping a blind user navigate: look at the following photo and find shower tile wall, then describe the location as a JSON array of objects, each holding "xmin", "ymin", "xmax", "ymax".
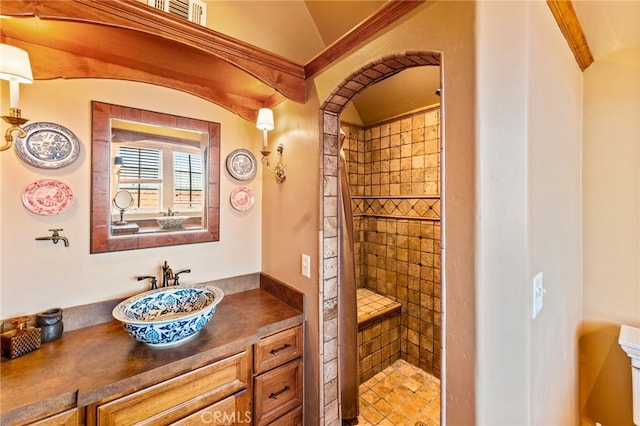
[{"xmin": 342, "ymin": 106, "xmax": 441, "ymax": 378}]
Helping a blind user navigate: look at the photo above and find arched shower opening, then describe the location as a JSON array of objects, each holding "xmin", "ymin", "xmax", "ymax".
[{"xmin": 317, "ymin": 51, "xmax": 443, "ymax": 425}]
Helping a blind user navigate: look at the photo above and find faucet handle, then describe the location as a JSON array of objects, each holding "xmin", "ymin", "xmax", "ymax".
[
  {"xmin": 49, "ymin": 228, "xmax": 63, "ymax": 237},
  {"xmin": 173, "ymin": 269, "xmax": 191, "ymax": 286},
  {"xmin": 137, "ymin": 275, "xmax": 158, "ymax": 290}
]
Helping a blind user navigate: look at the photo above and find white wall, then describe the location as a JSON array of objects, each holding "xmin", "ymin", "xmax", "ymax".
[
  {"xmin": 581, "ymin": 45, "xmax": 640, "ymax": 424},
  {"xmin": 0, "ymin": 79, "xmax": 262, "ymax": 319},
  {"xmin": 476, "ymin": 1, "xmax": 583, "ymax": 424},
  {"xmin": 583, "ymin": 46, "xmax": 640, "ymax": 326}
]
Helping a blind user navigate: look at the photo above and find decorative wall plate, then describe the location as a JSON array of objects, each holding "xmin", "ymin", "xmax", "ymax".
[
  {"xmin": 15, "ymin": 122, "xmax": 80, "ymax": 169},
  {"xmin": 22, "ymin": 179, "xmax": 74, "ymax": 216},
  {"xmin": 230, "ymin": 187, "xmax": 254, "ymax": 211},
  {"xmin": 226, "ymin": 148, "xmax": 257, "ymax": 181}
]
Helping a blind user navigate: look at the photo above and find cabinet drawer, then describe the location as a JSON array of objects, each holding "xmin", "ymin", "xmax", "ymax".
[
  {"xmin": 172, "ymin": 390, "xmax": 251, "ymax": 426},
  {"xmin": 27, "ymin": 408, "xmax": 79, "ymax": 426},
  {"xmin": 96, "ymin": 350, "xmax": 250, "ymax": 425},
  {"xmin": 254, "ymin": 326, "xmax": 302, "ymax": 374},
  {"xmin": 268, "ymin": 406, "xmax": 302, "ymax": 426},
  {"xmin": 254, "ymin": 359, "xmax": 303, "ymax": 426}
]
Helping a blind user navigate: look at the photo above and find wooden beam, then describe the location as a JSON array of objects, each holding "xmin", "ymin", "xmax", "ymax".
[
  {"xmin": 0, "ymin": 0, "xmax": 306, "ymax": 107},
  {"xmin": 547, "ymin": 0, "xmax": 594, "ymax": 71},
  {"xmin": 304, "ymin": 0, "xmax": 427, "ymax": 78}
]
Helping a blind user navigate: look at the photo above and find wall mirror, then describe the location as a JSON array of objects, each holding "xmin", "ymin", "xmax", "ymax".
[{"xmin": 91, "ymin": 101, "xmax": 220, "ymax": 253}]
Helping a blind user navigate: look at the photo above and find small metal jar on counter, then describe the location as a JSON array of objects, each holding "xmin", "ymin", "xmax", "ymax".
[{"xmin": 36, "ymin": 308, "xmax": 64, "ymax": 343}]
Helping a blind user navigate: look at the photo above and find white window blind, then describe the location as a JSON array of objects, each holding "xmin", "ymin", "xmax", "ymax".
[
  {"xmin": 117, "ymin": 146, "xmax": 162, "ymax": 210},
  {"xmin": 173, "ymin": 151, "xmax": 203, "ymax": 210}
]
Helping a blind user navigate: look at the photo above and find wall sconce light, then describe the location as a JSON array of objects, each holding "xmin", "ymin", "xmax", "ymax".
[
  {"xmin": 113, "ymin": 156, "xmax": 124, "ymax": 184},
  {"xmin": 256, "ymin": 107, "xmax": 286, "ymax": 183},
  {"xmin": 113, "ymin": 156, "xmax": 124, "ymax": 172},
  {"xmin": 0, "ymin": 44, "xmax": 33, "ymax": 152}
]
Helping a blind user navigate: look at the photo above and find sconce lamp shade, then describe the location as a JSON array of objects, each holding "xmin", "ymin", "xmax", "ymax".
[
  {"xmin": 0, "ymin": 44, "xmax": 33, "ymax": 84},
  {"xmin": 256, "ymin": 108, "xmax": 274, "ymax": 131}
]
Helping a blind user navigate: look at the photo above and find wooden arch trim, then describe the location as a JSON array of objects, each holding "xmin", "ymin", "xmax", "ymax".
[{"xmin": 0, "ymin": 0, "xmax": 306, "ymax": 122}]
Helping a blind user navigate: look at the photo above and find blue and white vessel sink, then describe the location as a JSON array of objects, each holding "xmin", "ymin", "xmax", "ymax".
[
  {"xmin": 156, "ymin": 215, "xmax": 188, "ymax": 229},
  {"xmin": 112, "ymin": 285, "xmax": 224, "ymax": 346}
]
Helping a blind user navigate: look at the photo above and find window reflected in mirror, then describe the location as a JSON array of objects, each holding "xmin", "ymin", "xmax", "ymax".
[{"xmin": 110, "ymin": 119, "xmax": 206, "ymax": 234}]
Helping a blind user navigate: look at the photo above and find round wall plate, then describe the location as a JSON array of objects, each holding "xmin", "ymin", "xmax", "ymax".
[
  {"xmin": 226, "ymin": 148, "xmax": 257, "ymax": 181},
  {"xmin": 22, "ymin": 179, "xmax": 74, "ymax": 215},
  {"xmin": 15, "ymin": 122, "xmax": 80, "ymax": 169},
  {"xmin": 230, "ymin": 187, "xmax": 254, "ymax": 211}
]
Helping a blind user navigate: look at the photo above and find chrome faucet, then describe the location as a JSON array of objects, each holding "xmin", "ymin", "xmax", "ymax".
[{"xmin": 35, "ymin": 229, "xmax": 69, "ymax": 247}]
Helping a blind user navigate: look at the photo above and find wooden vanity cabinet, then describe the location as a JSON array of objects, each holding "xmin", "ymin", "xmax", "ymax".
[
  {"xmin": 1, "ymin": 287, "xmax": 304, "ymax": 426},
  {"xmin": 253, "ymin": 326, "xmax": 303, "ymax": 426},
  {"xmin": 87, "ymin": 350, "xmax": 251, "ymax": 426}
]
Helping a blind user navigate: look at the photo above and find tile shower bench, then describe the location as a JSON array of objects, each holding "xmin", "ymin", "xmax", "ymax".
[{"xmin": 357, "ymin": 288, "xmax": 402, "ymax": 382}]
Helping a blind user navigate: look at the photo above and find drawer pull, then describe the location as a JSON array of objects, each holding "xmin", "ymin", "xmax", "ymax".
[
  {"xmin": 269, "ymin": 343, "xmax": 291, "ymax": 355},
  {"xmin": 269, "ymin": 385, "xmax": 290, "ymax": 399}
]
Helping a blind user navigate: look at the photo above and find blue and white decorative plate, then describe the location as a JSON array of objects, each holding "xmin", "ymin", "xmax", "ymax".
[
  {"xmin": 226, "ymin": 148, "xmax": 257, "ymax": 181},
  {"xmin": 15, "ymin": 122, "xmax": 80, "ymax": 169}
]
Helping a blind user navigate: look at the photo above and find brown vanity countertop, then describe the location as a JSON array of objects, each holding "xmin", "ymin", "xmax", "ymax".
[{"xmin": 0, "ymin": 288, "xmax": 303, "ymax": 425}]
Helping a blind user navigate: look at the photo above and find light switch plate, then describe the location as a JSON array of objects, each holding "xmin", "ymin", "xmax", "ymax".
[
  {"xmin": 301, "ymin": 254, "xmax": 311, "ymax": 278},
  {"xmin": 532, "ymin": 272, "xmax": 545, "ymax": 319}
]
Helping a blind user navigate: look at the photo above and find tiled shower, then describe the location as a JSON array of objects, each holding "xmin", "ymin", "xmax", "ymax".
[{"xmin": 342, "ymin": 105, "xmax": 442, "ymax": 379}]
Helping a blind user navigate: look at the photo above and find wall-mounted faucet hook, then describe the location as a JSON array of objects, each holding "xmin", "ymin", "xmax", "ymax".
[{"xmin": 35, "ymin": 228, "xmax": 69, "ymax": 247}]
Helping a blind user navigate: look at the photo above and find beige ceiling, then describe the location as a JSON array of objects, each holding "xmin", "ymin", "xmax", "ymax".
[
  {"xmin": 203, "ymin": 1, "xmax": 386, "ymax": 64},
  {"xmin": 203, "ymin": 1, "xmax": 639, "ymax": 125},
  {"xmin": 203, "ymin": 0, "xmax": 436, "ymax": 126},
  {"xmin": 572, "ymin": 0, "xmax": 640, "ymax": 61}
]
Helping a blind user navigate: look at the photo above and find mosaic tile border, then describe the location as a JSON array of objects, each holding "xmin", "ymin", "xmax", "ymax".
[{"xmin": 352, "ymin": 196, "xmax": 440, "ymax": 220}]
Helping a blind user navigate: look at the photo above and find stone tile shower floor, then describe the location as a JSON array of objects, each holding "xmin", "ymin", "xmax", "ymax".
[{"xmin": 357, "ymin": 359, "xmax": 440, "ymax": 426}]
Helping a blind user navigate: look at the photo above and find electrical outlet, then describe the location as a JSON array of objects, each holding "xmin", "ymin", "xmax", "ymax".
[
  {"xmin": 301, "ymin": 254, "xmax": 311, "ymax": 278},
  {"xmin": 532, "ymin": 272, "xmax": 546, "ymax": 319}
]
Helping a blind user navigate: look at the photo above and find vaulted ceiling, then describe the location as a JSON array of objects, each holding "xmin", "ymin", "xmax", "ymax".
[
  {"xmin": 204, "ymin": 0, "xmax": 639, "ymax": 125},
  {"xmin": 1, "ymin": 1, "xmax": 638, "ymax": 125},
  {"xmin": 208, "ymin": 0, "xmax": 638, "ymax": 66},
  {"xmin": 573, "ymin": 0, "xmax": 640, "ymax": 61},
  {"xmin": 204, "ymin": 0, "xmax": 437, "ymax": 125}
]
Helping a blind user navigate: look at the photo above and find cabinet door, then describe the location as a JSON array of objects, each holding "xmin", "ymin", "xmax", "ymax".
[
  {"xmin": 27, "ymin": 409, "xmax": 79, "ymax": 426},
  {"xmin": 96, "ymin": 350, "xmax": 250, "ymax": 425},
  {"xmin": 172, "ymin": 390, "xmax": 251, "ymax": 426},
  {"xmin": 254, "ymin": 359, "xmax": 303, "ymax": 426}
]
